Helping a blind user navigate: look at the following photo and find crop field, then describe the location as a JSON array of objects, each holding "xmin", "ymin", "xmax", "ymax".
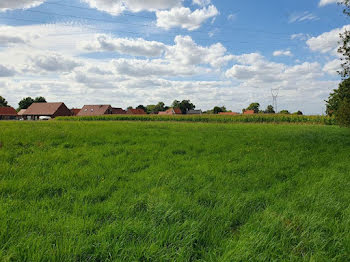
[
  {"xmin": 57, "ymin": 114, "xmax": 336, "ymax": 125},
  {"xmin": 0, "ymin": 121, "xmax": 350, "ymax": 261}
]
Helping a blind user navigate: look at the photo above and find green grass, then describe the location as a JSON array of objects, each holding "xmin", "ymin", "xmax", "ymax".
[
  {"xmin": 0, "ymin": 121, "xmax": 350, "ymax": 261},
  {"xmin": 57, "ymin": 114, "xmax": 336, "ymax": 125}
]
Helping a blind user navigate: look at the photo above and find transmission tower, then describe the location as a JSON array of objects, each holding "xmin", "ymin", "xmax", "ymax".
[{"xmin": 271, "ymin": 88, "xmax": 280, "ymax": 113}]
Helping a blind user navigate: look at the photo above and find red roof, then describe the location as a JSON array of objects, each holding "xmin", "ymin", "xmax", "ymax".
[
  {"xmin": 127, "ymin": 108, "xmax": 146, "ymax": 115},
  {"xmin": 24, "ymin": 103, "xmax": 69, "ymax": 116},
  {"xmin": 243, "ymin": 110, "xmax": 255, "ymax": 115},
  {"xmin": 173, "ymin": 108, "xmax": 182, "ymax": 114},
  {"xmin": 71, "ymin": 108, "xmax": 81, "ymax": 116},
  {"xmin": 0, "ymin": 107, "xmax": 17, "ymax": 116},
  {"xmin": 77, "ymin": 105, "xmax": 112, "ymax": 116},
  {"xmin": 112, "ymin": 108, "xmax": 126, "ymax": 114}
]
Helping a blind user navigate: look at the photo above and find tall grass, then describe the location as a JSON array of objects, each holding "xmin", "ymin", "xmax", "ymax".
[
  {"xmin": 0, "ymin": 121, "xmax": 349, "ymax": 261},
  {"xmin": 56, "ymin": 114, "xmax": 336, "ymax": 125}
]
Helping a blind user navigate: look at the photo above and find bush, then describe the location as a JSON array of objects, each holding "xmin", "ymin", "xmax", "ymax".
[{"xmin": 337, "ymin": 98, "xmax": 350, "ymax": 127}]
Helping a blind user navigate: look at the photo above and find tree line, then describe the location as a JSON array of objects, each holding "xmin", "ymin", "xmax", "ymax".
[{"xmin": 0, "ymin": 96, "xmax": 47, "ymax": 111}]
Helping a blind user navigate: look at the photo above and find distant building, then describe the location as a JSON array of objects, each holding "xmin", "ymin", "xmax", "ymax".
[
  {"xmin": 77, "ymin": 105, "xmax": 113, "ymax": 116},
  {"xmin": 112, "ymin": 108, "xmax": 126, "ymax": 115},
  {"xmin": 127, "ymin": 108, "xmax": 146, "ymax": 115},
  {"xmin": 71, "ymin": 108, "xmax": 81, "ymax": 116},
  {"xmin": 243, "ymin": 110, "xmax": 255, "ymax": 115},
  {"xmin": 187, "ymin": 109, "xmax": 202, "ymax": 115},
  {"xmin": 219, "ymin": 112, "xmax": 240, "ymax": 115},
  {"xmin": 23, "ymin": 102, "xmax": 71, "ymax": 120},
  {"xmin": 0, "ymin": 107, "xmax": 18, "ymax": 120},
  {"xmin": 158, "ymin": 108, "xmax": 182, "ymax": 115},
  {"xmin": 17, "ymin": 109, "xmax": 27, "ymax": 120}
]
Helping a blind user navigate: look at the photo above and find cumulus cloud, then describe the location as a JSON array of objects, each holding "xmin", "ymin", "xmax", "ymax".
[
  {"xmin": 0, "ymin": 0, "xmax": 45, "ymax": 11},
  {"xmin": 307, "ymin": 25, "xmax": 350, "ymax": 55},
  {"xmin": 80, "ymin": 34, "xmax": 168, "ymax": 57},
  {"xmin": 273, "ymin": 50, "xmax": 293, "ymax": 57},
  {"xmin": 319, "ymin": 0, "xmax": 340, "ymax": 7},
  {"xmin": 29, "ymin": 53, "xmax": 82, "ymax": 72},
  {"xmin": 323, "ymin": 59, "xmax": 341, "ymax": 75},
  {"xmin": 81, "ymin": 0, "xmax": 183, "ymax": 15},
  {"xmin": 192, "ymin": 0, "xmax": 211, "ymax": 6},
  {"xmin": 156, "ymin": 5, "xmax": 219, "ymax": 30}
]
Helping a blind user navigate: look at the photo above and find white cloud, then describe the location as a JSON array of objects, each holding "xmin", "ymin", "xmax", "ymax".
[
  {"xmin": 192, "ymin": 0, "xmax": 211, "ymax": 7},
  {"xmin": 80, "ymin": 34, "xmax": 168, "ymax": 57},
  {"xmin": 156, "ymin": 5, "xmax": 219, "ymax": 30},
  {"xmin": 307, "ymin": 25, "xmax": 350, "ymax": 55},
  {"xmin": 289, "ymin": 12, "xmax": 319, "ymax": 23},
  {"xmin": 0, "ymin": 0, "xmax": 45, "ymax": 11},
  {"xmin": 29, "ymin": 53, "xmax": 82, "ymax": 72},
  {"xmin": 319, "ymin": 0, "xmax": 340, "ymax": 7},
  {"xmin": 273, "ymin": 50, "xmax": 293, "ymax": 57},
  {"xmin": 81, "ymin": 0, "xmax": 183, "ymax": 15},
  {"xmin": 323, "ymin": 59, "xmax": 341, "ymax": 75},
  {"xmin": 291, "ymin": 33, "xmax": 311, "ymax": 41}
]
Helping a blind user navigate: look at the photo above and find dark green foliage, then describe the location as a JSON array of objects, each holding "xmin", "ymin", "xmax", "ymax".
[
  {"xmin": 265, "ymin": 105, "xmax": 275, "ymax": 114},
  {"xmin": 244, "ymin": 103, "xmax": 260, "ymax": 113},
  {"xmin": 18, "ymin": 96, "xmax": 47, "ymax": 110},
  {"xmin": 146, "ymin": 102, "xmax": 167, "ymax": 114},
  {"xmin": 293, "ymin": 111, "xmax": 303, "ymax": 115},
  {"xmin": 326, "ymin": 79, "xmax": 350, "ymax": 116},
  {"xmin": 136, "ymin": 105, "xmax": 147, "ymax": 112},
  {"xmin": 213, "ymin": 106, "xmax": 227, "ymax": 114},
  {"xmin": 0, "ymin": 96, "xmax": 9, "ymax": 107},
  {"xmin": 172, "ymin": 100, "xmax": 195, "ymax": 114},
  {"xmin": 337, "ymin": 98, "xmax": 350, "ymax": 126},
  {"xmin": 0, "ymin": 121, "xmax": 350, "ymax": 261}
]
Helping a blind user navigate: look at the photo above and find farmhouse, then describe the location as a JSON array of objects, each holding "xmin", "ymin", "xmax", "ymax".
[
  {"xmin": 187, "ymin": 109, "xmax": 202, "ymax": 115},
  {"xmin": 158, "ymin": 108, "xmax": 182, "ymax": 115},
  {"xmin": 77, "ymin": 105, "xmax": 113, "ymax": 116},
  {"xmin": 23, "ymin": 102, "xmax": 72, "ymax": 120},
  {"xmin": 127, "ymin": 108, "xmax": 146, "ymax": 115},
  {"xmin": 243, "ymin": 110, "xmax": 255, "ymax": 115},
  {"xmin": 0, "ymin": 107, "xmax": 18, "ymax": 120},
  {"xmin": 112, "ymin": 108, "xmax": 126, "ymax": 114}
]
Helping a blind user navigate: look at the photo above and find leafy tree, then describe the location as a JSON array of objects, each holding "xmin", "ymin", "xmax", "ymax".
[
  {"xmin": 213, "ymin": 106, "xmax": 227, "ymax": 114},
  {"xmin": 337, "ymin": 98, "xmax": 350, "ymax": 126},
  {"xmin": 279, "ymin": 110, "xmax": 290, "ymax": 114},
  {"xmin": 0, "ymin": 96, "xmax": 9, "ymax": 107},
  {"xmin": 172, "ymin": 100, "xmax": 195, "ymax": 114},
  {"xmin": 146, "ymin": 102, "xmax": 166, "ymax": 114},
  {"xmin": 264, "ymin": 105, "xmax": 275, "ymax": 114},
  {"xmin": 127, "ymin": 106, "xmax": 133, "ymax": 110},
  {"xmin": 244, "ymin": 103, "xmax": 260, "ymax": 114},
  {"xmin": 18, "ymin": 97, "xmax": 34, "ymax": 110},
  {"xmin": 326, "ymin": 78, "xmax": 350, "ymax": 116},
  {"xmin": 34, "ymin": 96, "xmax": 47, "ymax": 103}
]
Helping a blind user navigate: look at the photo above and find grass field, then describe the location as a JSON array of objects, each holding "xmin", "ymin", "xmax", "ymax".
[{"xmin": 0, "ymin": 121, "xmax": 350, "ymax": 261}]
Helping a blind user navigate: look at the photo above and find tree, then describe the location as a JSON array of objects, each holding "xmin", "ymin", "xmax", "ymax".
[
  {"xmin": 279, "ymin": 110, "xmax": 290, "ymax": 114},
  {"xmin": 172, "ymin": 100, "xmax": 195, "ymax": 114},
  {"xmin": 18, "ymin": 97, "xmax": 34, "ymax": 110},
  {"xmin": 326, "ymin": 79, "xmax": 350, "ymax": 116},
  {"xmin": 0, "ymin": 96, "xmax": 9, "ymax": 107},
  {"xmin": 34, "ymin": 96, "xmax": 47, "ymax": 103},
  {"xmin": 337, "ymin": 98, "xmax": 350, "ymax": 126},
  {"xmin": 264, "ymin": 105, "xmax": 275, "ymax": 114},
  {"xmin": 213, "ymin": 106, "xmax": 227, "ymax": 114},
  {"xmin": 244, "ymin": 103, "xmax": 260, "ymax": 114}
]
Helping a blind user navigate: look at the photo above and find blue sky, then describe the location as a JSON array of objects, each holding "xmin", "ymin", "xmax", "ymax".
[{"xmin": 0, "ymin": 0, "xmax": 347, "ymax": 114}]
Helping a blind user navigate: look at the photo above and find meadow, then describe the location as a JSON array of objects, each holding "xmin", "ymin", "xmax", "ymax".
[{"xmin": 0, "ymin": 121, "xmax": 350, "ymax": 261}]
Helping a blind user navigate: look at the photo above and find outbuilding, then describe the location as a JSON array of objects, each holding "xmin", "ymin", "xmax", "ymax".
[
  {"xmin": 0, "ymin": 107, "xmax": 18, "ymax": 120},
  {"xmin": 23, "ymin": 102, "xmax": 72, "ymax": 120},
  {"xmin": 77, "ymin": 105, "xmax": 113, "ymax": 116}
]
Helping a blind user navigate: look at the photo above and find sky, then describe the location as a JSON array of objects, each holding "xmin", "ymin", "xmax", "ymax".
[{"xmin": 0, "ymin": 0, "xmax": 348, "ymax": 114}]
